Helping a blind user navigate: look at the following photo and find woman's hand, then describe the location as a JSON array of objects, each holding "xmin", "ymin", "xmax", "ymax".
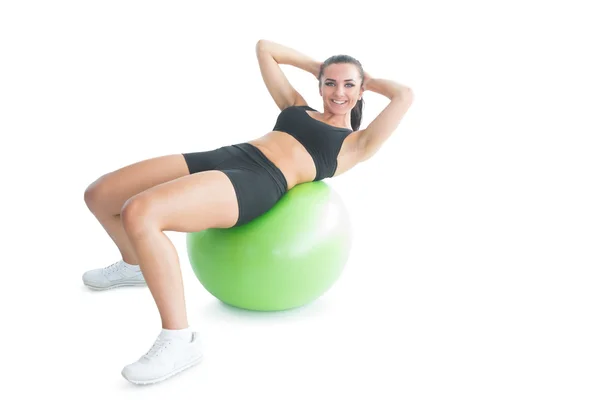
[
  {"xmin": 313, "ymin": 61, "xmax": 323, "ymax": 80},
  {"xmin": 362, "ymin": 71, "xmax": 373, "ymax": 91}
]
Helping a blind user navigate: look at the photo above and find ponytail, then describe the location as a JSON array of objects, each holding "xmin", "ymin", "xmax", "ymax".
[{"xmin": 351, "ymin": 97, "xmax": 364, "ymax": 131}]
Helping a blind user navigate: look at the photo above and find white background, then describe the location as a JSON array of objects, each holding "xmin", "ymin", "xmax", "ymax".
[{"xmin": 2, "ymin": 0, "xmax": 599, "ymax": 398}]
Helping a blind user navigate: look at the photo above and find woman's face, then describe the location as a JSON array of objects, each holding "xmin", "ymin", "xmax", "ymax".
[{"xmin": 319, "ymin": 63, "xmax": 364, "ymax": 113}]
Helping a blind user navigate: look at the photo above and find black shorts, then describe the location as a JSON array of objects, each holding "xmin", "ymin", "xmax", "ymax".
[{"xmin": 182, "ymin": 143, "xmax": 288, "ymax": 227}]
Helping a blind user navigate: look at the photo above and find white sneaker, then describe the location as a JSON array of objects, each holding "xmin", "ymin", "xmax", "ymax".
[
  {"xmin": 82, "ymin": 260, "xmax": 146, "ymax": 290},
  {"xmin": 121, "ymin": 332, "xmax": 204, "ymax": 385}
]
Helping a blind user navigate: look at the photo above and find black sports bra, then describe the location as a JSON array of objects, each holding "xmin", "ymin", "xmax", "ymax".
[{"xmin": 272, "ymin": 105, "xmax": 353, "ymax": 180}]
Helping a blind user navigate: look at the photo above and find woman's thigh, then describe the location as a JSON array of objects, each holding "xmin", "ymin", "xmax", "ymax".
[
  {"xmin": 85, "ymin": 146, "xmax": 231, "ymax": 216},
  {"xmin": 121, "ymin": 170, "xmax": 240, "ymax": 234},
  {"xmin": 121, "ymin": 145, "xmax": 288, "ymax": 232}
]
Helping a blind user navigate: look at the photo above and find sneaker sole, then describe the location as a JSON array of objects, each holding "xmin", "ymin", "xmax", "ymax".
[
  {"xmin": 122, "ymin": 354, "xmax": 204, "ymax": 385},
  {"xmin": 83, "ymin": 280, "xmax": 147, "ymax": 291}
]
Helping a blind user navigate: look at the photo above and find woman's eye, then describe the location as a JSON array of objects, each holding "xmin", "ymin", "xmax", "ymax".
[{"xmin": 326, "ymin": 82, "xmax": 355, "ymax": 87}]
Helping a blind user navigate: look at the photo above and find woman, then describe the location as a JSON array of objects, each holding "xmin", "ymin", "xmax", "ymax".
[{"xmin": 82, "ymin": 39, "xmax": 414, "ymax": 385}]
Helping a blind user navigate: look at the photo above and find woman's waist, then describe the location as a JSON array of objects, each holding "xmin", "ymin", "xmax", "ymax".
[{"xmin": 248, "ymin": 131, "xmax": 317, "ymax": 188}]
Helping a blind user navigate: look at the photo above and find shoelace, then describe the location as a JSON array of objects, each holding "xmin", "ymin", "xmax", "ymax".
[
  {"xmin": 143, "ymin": 337, "xmax": 171, "ymax": 359},
  {"xmin": 103, "ymin": 261, "xmax": 125, "ymax": 276}
]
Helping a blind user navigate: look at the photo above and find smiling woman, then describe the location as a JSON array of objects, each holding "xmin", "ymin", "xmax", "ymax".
[
  {"xmin": 316, "ymin": 55, "xmax": 367, "ymax": 131},
  {"xmin": 82, "ymin": 38, "xmax": 414, "ymax": 385}
]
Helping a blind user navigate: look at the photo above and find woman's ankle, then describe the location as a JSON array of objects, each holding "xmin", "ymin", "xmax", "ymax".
[{"xmin": 122, "ymin": 259, "xmax": 139, "ymax": 268}]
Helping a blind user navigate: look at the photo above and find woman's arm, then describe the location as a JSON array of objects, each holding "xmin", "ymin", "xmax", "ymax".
[
  {"xmin": 256, "ymin": 40, "xmax": 319, "ymax": 110},
  {"xmin": 363, "ymin": 73, "xmax": 411, "ymax": 100},
  {"xmin": 257, "ymin": 40, "xmax": 321, "ymax": 79},
  {"xmin": 357, "ymin": 76, "xmax": 414, "ymax": 161}
]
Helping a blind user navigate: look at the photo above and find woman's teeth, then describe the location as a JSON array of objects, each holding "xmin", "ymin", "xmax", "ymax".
[{"xmin": 332, "ymin": 100, "xmax": 346, "ymax": 105}]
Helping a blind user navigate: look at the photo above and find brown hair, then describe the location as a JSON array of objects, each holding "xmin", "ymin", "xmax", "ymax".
[{"xmin": 318, "ymin": 55, "xmax": 365, "ymax": 131}]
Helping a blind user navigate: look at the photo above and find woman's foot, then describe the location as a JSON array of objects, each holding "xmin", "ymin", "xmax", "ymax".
[
  {"xmin": 121, "ymin": 330, "xmax": 204, "ymax": 385},
  {"xmin": 82, "ymin": 260, "xmax": 146, "ymax": 290}
]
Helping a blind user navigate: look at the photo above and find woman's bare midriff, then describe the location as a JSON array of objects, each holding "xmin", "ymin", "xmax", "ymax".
[
  {"xmin": 248, "ymin": 130, "xmax": 361, "ymax": 190},
  {"xmin": 248, "ymin": 131, "xmax": 316, "ymax": 190}
]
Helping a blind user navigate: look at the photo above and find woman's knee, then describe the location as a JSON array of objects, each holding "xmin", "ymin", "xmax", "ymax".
[
  {"xmin": 84, "ymin": 173, "xmax": 131, "ymax": 216},
  {"xmin": 84, "ymin": 176, "xmax": 109, "ymax": 213},
  {"xmin": 120, "ymin": 195, "xmax": 156, "ymax": 238}
]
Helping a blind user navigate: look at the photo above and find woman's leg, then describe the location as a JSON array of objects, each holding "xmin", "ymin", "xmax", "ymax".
[
  {"xmin": 119, "ymin": 170, "xmax": 239, "ymax": 385},
  {"xmin": 84, "ymin": 154, "xmax": 190, "ymax": 265},
  {"xmin": 114, "ymin": 144, "xmax": 288, "ymax": 385},
  {"xmin": 120, "ymin": 169, "xmax": 239, "ymax": 329}
]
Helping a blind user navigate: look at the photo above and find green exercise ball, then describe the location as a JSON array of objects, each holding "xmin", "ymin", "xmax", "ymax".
[{"xmin": 186, "ymin": 181, "xmax": 352, "ymax": 311}]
